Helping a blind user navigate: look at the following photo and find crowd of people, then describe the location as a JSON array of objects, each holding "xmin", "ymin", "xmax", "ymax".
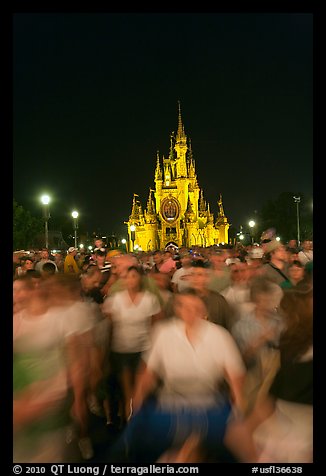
[{"xmin": 13, "ymin": 235, "xmax": 313, "ymax": 463}]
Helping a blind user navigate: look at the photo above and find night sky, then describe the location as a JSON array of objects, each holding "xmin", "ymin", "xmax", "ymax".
[{"xmin": 13, "ymin": 13, "xmax": 313, "ymax": 239}]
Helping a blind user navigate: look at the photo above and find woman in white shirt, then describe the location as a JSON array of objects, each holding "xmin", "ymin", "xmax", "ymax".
[{"xmin": 102, "ymin": 265, "xmax": 162, "ymax": 424}]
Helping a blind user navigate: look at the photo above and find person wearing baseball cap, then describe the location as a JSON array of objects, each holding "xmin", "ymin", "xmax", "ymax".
[{"xmin": 64, "ymin": 247, "xmax": 80, "ymax": 274}]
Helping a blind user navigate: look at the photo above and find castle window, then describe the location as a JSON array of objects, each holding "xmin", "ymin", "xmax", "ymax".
[{"xmin": 161, "ymin": 197, "xmax": 180, "ymax": 224}]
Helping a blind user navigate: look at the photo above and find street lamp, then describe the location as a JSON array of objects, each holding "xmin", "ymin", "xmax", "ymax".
[
  {"xmin": 121, "ymin": 238, "xmax": 128, "ymax": 253},
  {"xmin": 40, "ymin": 194, "xmax": 51, "ymax": 249},
  {"xmin": 130, "ymin": 225, "xmax": 136, "ymax": 252},
  {"xmin": 249, "ymin": 220, "xmax": 256, "ymax": 244},
  {"xmin": 293, "ymin": 196, "xmax": 301, "ymax": 246},
  {"xmin": 71, "ymin": 211, "xmax": 79, "ymax": 249}
]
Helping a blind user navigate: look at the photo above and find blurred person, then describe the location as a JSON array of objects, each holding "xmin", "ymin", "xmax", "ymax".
[
  {"xmin": 150, "ymin": 272, "xmax": 174, "ymax": 319},
  {"xmin": 231, "ymin": 277, "xmax": 284, "ymax": 412},
  {"xmin": 95, "ymin": 254, "xmax": 136, "ymax": 426},
  {"xmin": 13, "ymin": 275, "xmax": 35, "ymax": 315},
  {"xmin": 25, "ymin": 269, "xmax": 42, "ymax": 286},
  {"xmin": 260, "ymin": 228, "xmax": 276, "ymax": 264},
  {"xmin": 80, "ymin": 267, "xmax": 112, "ymax": 422},
  {"xmin": 286, "ymin": 239, "xmax": 298, "ymax": 253},
  {"xmin": 303, "ymin": 260, "xmax": 313, "ymax": 286},
  {"xmin": 108, "ymin": 289, "xmax": 257, "ymax": 463},
  {"xmin": 102, "ymin": 266, "xmax": 162, "ymax": 425},
  {"xmin": 189, "ymin": 260, "xmax": 235, "ymax": 331},
  {"xmin": 80, "ymin": 254, "xmax": 92, "ymax": 272},
  {"xmin": 261, "ymin": 241, "xmax": 290, "ymax": 286},
  {"xmin": 157, "ymin": 431, "xmax": 204, "ymax": 463},
  {"xmin": 207, "ymin": 250, "xmax": 231, "ymax": 293},
  {"xmin": 109, "ymin": 254, "xmax": 164, "ymax": 308},
  {"xmin": 159, "ymin": 250, "xmax": 176, "ymax": 276},
  {"xmin": 88, "ymin": 248, "xmax": 111, "ymax": 291},
  {"xmin": 15, "ymin": 255, "xmax": 34, "ymax": 278},
  {"xmin": 34, "ymin": 248, "xmax": 58, "ymax": 273},
  {"xmin": 225, "ymin": 247, "xmax": 241, "ymax": 266},
  {"xmin": 13, "ymin": 277, "xmax": 80, "ymax": 462},
  {"xmin": 100, "ymin": 254, "xmax": 123, "ymax": 298},
  {"xmin": 280, "ymin": 260, "xmax": 305, "ymax": 289},
  {"xmin": 286, "ymin": 247, "xmax": 300, "ymax": 264},
  {"xmin": 150, "ymin": 250, "xmax": 164, "ymax": 273},
  {"xmin": 46, "ymin": 274, "xmax": 102, "ymax": 460},
  {"xmin": 220, "ymin": 262, "xmax": 252, "ymax": 322},
  {"xmin": 64, "ymin": 247, "xmax": 80, "ymax": 274},
  {"xmin": 94, "ymin": 237, "xmax": 107, "ymax": 252},
  {"xmin": 76, "ymin": 250, "xmax": 87, "ymax": 270},
  {"xmin": 106, "ymin": 249, "xmax": 121, "ymax": 261},
  {"xmin": 138, "ymin": 252, "xmax": 153, "ymax": 274},
  {"xmin": 80, "ymin": 266, "xmax": 104, "ymax": 304},
  {"xmin": 40, "ymin": 261, "xmax": 57, "ymax": 279},
  {"xmin": 171, "ymin": 252, "xmax": 192, "ymax": 293},
  {"xmin": 245, "ymin": 284, "xmax": 313, "ymax": 462},
  {"xmin": 104, "ymin": 254, "xmax": 139, "ymax": 295},
  {"xmin": 13, "ymin": 251, "xmax": 24, "ymax": 276},
  {"xmin": 298, "ymin": 240, "xmax": 313, "ymax": 265},
  {"xmin": 245, "ymin": 247, "xmax": 265, "ymax": 282},
  {"xmin": 54, "ymin": 252, "xmax": 65, "ymax": 273}
]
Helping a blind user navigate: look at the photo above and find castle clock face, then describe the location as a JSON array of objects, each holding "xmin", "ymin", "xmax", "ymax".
[{"xmin": 161, "ymin": 197, "xmax": 180, "ymax": 224}]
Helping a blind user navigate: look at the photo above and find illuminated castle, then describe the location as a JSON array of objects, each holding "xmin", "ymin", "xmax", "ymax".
[{"xmin": 126, "ymin": 103, "xmax": 230, "ymax": 251}]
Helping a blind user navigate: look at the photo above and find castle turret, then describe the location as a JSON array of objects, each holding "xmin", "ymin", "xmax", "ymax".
[
  {"xmin": 215, "ymin": 193, "xmax": 229, "ymax": 244},
  {"xmin": 155, "ymin": 152, "xmax": 162, "ymax": 181},
  {"xmin": 174, "ymin": 101, "xmax": 188, "ymax": 177},
  {"xmin": 199, "ymin": 189, "xmax": 206, "ymax": 213}
]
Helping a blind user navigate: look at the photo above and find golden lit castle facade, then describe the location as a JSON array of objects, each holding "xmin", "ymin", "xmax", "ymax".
[{"xmin": 126, "ymin": 105, "xmax": 230, "ymax": 251}]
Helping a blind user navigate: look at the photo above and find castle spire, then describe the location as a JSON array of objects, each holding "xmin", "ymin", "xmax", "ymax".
[
  {"xmin": 188, "ymin": 139, "xmax": 193, "ymax": 162},
  {"xmin": 130, "ymin": 193, "xmax": 140, "ymax": 220},
  {"xmin": 199, "ymin": 189, "xmax": 206, "ymax": 212},
  {"xmin": 169, "ymin": 132, "xmax": 175, "ymax": 160},
  {"xmin": 185, "ymin": 195, "xmax": 196, "ymax": 223},
  {"xmin": 186, "ymin": 195, "xmax": 194, "ymax": 214},
  {"xmin": 176, "ymin": 100, "xmax": 186, "ymax": 142},
  {"xmin": 217, "ymin": 193, "xmax": 225, "ymax": 217},
  {"xmin": 147, "ymin": 188, "xmax": 155, "ymax": 215},
  {"xmin": 155, "ymin": 151, "xmax": 162, "ymax": 180}
]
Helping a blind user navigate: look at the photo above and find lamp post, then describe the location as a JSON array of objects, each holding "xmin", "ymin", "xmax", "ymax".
[
  {"xmin": 293, "ymin": 196, "xmax": 301, "ymax": 246},
  {"xmin": 121, "ymin": 238, "xmax": 128, "ymax": 253},
  {"xmin": 71, "ymin": 211, "xmax": 79, "ymax": 249},
  {"xmin": 40, "ymin": 194, "xmax": 51, "ymax": 249},
  {"xmin": 248, "ymin": 220, "xmax": 256, "ymax": 244},
  {"xmin": 130, "ymin": 225, "xmax": 136, "ymax": 252}
]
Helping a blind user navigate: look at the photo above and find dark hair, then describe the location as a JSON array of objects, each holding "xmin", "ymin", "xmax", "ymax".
[
  {"xmin": 95, "ymin": 249, "xmax": 106, "ymax": 257},
  {"xmin": 42, "ymin": 262, "xmax": 57, "ymax": 274},
  {"xmin": 279, "ymin": 285, "xmax": 313, "ymax": 363},
  {"xmin": 126, "ymin": 265, "xmax": 145, "ymax": 290},
  {"xmin": 175, "ymin": 288, "xmax": 202, "ymax": 299},
  {"xmin": 127, "ymin": 265, "xmax": 144, "ymax": 276},
  {"xmin": 20, "ymin": 256, "xmax": 34, "ymax": 263},
  {"xmin": 249, "ymin": 276, "xmax": 281, "ymax": 302},
  {"xmin": 190, "ymin": 259, "xmax": 209, "ymax": 268},
  {"xmin": 289, "ymin": 260, "xmax": 304, "ymax": 269},
  {"xmin": 25, "ymin": 269, "xmax": 41, "ymax": 279},
  {"xmin": 173, "ymin": 288, "xmax": 208, "ymax": 312}
]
